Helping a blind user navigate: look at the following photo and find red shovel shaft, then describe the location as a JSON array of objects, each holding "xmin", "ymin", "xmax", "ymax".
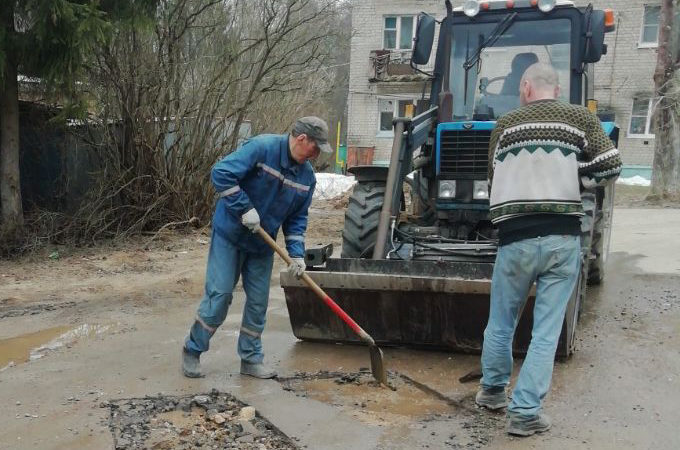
[
  {"xmin": 255, "ymin": 226, "xmax": 388, "ymax": 388},
  {"xmin": 255, "ymin": 227, "xmax": 373, "ymax": 344},
  {"xmin": 304, "ymin": 276, "xmax": 371, "ymax": 342}
]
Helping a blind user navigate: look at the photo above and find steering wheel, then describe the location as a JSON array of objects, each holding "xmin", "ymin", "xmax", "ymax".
[{"xmin": 479, "ymin": 76, "xmax": 506, "ymax": 95}]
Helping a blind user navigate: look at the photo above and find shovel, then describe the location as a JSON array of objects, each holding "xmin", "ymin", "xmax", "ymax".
[{"xmin": 255, "ymin": 226, "xmax": 388, "ymax": 387}]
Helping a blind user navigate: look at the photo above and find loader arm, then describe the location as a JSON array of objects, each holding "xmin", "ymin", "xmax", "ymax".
[{"xmin": 373, "ymin": 106, "xmax": 439, "ymax": 259}]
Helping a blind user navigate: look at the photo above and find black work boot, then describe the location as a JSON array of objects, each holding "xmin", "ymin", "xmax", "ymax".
[
  {"xmin": 240, "ymin": 361, "xmax": 277, "ymax": 379},
  {"xmin": 182, "ymin": 347, "xmax": 203, "ymax": 378},
  {"xmin": 506, "ymin": 412, "xmax": 552, "ymax": 436}
]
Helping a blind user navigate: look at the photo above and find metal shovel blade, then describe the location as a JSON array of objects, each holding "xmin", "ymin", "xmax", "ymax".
[{"xmin": 369, "ymin": 344, "xmax": 388, "ymax": 387}]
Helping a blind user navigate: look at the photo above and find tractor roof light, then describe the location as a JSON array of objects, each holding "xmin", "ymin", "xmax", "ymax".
[
  {"xmin": 604, "ymin": 8, "xmax": 616, "ymax": 31},
  {"xmin": 537, "ymin": 0, "xmax": 556, "ymax": 12},
  {"xmin": 463, "ymin": 0, "xmax": 480, "ymax": 17}
]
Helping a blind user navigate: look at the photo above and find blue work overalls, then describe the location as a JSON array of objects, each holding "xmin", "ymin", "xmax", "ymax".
[{"xmin": 185, "ymin": 134, "xmax": 315, "ymax": 363}]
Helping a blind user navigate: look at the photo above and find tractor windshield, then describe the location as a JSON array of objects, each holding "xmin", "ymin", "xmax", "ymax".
[{"xmin": 450, "ymin": 18, "xmax": 572, "ymax": 120}]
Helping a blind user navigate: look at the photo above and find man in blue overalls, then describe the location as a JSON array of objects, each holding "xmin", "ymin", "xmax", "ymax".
[{"xmin": 182, "ymin": 117, "xmax": 332, "ymax": 379}]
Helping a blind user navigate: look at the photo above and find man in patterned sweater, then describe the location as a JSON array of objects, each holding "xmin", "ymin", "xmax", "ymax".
[{"xmin": 474, "ymin": 63, "xmax": 622, "ymax": 436}]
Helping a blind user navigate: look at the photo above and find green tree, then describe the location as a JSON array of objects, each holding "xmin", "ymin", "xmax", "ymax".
[
  {"xmin": 0, "ymin": 1, "xmax": 110, "ymax": 243},
  {"xmin": 0, "ymin": 1, "xmax": 155, "ymax": 245}
]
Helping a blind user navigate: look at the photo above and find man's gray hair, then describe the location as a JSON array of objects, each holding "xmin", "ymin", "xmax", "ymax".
[{"xmin": 521, "ymin": 62, "xmax": 559, "ymax": 90}]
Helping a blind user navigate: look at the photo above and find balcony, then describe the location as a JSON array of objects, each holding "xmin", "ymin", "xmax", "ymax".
[{"xmin": 368, "ymin": 50, "xmax": 431, "ymax": 83}]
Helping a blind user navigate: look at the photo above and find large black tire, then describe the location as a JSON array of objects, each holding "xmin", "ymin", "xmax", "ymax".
[
  {"xmin": 578, "ymin": 191, "xmax": 595, "ymax": 314},
  {"xmin": 341, "ymin": 181, "xmax": 385, "ymax": 258},
  {"xmin": 558, "ymin": 264, "xmax": 587, "ymax": 357},
  {"xmin": 587, "ymin": 209, "xmax": 605, "ymax": 284},
  {"xmin": 587, "ymin": 185, "xmax": 614, "ymax": 285}
]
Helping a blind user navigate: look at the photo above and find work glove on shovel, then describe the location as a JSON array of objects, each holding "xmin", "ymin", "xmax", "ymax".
[
  {"xmin": 241, "ymin": 208, "xmax": 260, "ymax": 232},
  {"xmin": 287, "ymin": 258, "xmax": 306, "ymax": 279}
]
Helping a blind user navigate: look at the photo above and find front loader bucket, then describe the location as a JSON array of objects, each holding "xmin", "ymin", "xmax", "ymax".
[{"xmin": 281, "ymin": 258, "xmax": 581, "ymax": 358}]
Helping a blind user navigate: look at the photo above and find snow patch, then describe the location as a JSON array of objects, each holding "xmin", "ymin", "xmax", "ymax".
[
  {"xmin": 313, "ymin": 173, "xmax": 356, "ymax": 200},
  {"xmin": 617, "ymin": 176, "xmax": 650, "ymax": 187}
]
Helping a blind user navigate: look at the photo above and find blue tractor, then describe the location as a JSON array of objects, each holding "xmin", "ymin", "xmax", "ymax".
[{"xmin": 281, "ymin": 0, "xmax": 617, "ymax": 357}]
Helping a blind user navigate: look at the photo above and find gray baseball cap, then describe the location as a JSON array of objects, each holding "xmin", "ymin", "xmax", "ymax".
[{"xmin": 293, "ymin": 116, "xmax": 333, "ymax": 154}]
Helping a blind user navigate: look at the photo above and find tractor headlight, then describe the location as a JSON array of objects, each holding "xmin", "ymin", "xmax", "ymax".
[
  {"xmin": 438, "ymin": 180, "xmax": 456, "ymax": 199},
  {"xmin": 537, "ymin": 0, "xmax": 556, "ymax": 12},
  {"xmin": 473, "ymin": 180, "xmax": 489, "ymax": 200},
  {"xmin": 463, "ymin": 0, "xmax": 480, "ymax": 17}
]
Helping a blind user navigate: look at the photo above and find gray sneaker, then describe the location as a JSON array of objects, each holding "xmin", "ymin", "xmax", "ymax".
[
  {"xmin": 507, "ymin": 412, "xmax": 552, "ymax": 436},
  {"xmin": 240, "ymin": 361, "xmax": 277, "ymax": 379},
  {"xmin": 182, "ymin": 348, "xmax": 203, "ymax": 378},
  {"xmin": 475, "ymin": 388, "xmax": 508, "ymax": 410}
]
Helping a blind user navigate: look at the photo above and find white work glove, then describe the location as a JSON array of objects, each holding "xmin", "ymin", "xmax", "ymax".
[
  {"xmin": 287, "ymin": 258, "xmax": 306, "ymax": 279},
  {"xmin": 241, "ymin": 208, "xmax": 260, "ymax": 232}
]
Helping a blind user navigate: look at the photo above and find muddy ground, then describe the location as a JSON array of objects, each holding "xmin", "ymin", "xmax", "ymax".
[
  {"xmin": 1, "ymin": 197, "xmax": 679, "ymax": 449},
  {"xmin": 613, "ymin": 185, "xmax": 680, "ymax": 208}
]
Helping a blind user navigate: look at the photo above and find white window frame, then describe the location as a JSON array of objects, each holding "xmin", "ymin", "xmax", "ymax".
[
  {"xmin": 638, "ymin": 4, "xmax": 661, "ymax": 48},
  {"xmin": 376, "ymin": 96, "xmax": 422, "ymax": 138},
  {"xmin": 383, "ymin": 16, "xmax": 416, "ymax": 50},
  {"xmin": 628, "ymin": 97, "xmax": 656, "ymax": 138}
]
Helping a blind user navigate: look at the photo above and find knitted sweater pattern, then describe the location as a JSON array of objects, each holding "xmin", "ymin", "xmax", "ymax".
[{"xmin": 488, "ymin": 100, "xmax": 622, "ymax": 224}]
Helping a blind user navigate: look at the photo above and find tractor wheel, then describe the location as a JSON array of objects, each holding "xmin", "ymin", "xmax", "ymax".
[
  {"xmin": 587, "ymin": 184, "xmax": 615, "ymax": 285},
  {"xmin": 341, "ymin": 181, "xmax": 385, "ymax": 258}
]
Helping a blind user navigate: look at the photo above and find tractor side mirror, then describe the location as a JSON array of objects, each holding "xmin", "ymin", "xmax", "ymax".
[
  {"xmin": 583, "ymin": 10, "xmax": 606, "ymax": 63},
  {"xmin": 412, "ymin": 13, "xmax": 435, "ymax": 65}
]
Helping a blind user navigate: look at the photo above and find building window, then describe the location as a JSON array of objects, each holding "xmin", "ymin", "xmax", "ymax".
[
  {"xmin": 639, "ymin": 5, "xmax": 660, "ymax": 47},
  {"xmin": 628, "ymin": 97, "xmax": 655, "ymax": 137},
  {"xmin": 378, "ymin": 97, "xmax": 418, "ymax": 135},
  {"xmin": 383, "ymin": 16, "xmax": 415, "ymax": 50}
]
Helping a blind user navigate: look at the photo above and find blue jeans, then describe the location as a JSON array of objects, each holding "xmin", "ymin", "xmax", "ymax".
[
  {"xmin": 481, "ymin": 234, "xmax": 581, "ymax": 417},
  {"xmin": 184, "ymin": 229, "xmax": 274, "ymax": 364}
]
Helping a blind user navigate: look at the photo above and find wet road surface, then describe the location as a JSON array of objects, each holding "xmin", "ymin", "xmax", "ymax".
[{"xmin": 1, "ymin": 208, "xmax": 679, "ymax": 449}]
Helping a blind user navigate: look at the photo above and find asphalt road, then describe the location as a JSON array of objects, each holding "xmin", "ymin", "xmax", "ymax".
[{"xmin": 0, "ymin": 207, "xmax": 679, "ymax": 449}]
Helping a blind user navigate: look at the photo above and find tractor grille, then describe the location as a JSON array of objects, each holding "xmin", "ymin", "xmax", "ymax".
[{"xmin": 439, "ymin": 129, "xmax": 491, "ymax": 176}]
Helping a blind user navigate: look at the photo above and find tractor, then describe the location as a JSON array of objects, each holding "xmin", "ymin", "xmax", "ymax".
[{"xmin": 281, "ymin": 0, "xmax": 617, "ymax": 357}]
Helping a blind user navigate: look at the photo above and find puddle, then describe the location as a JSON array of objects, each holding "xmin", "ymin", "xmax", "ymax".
[{"xmin": 0, "ymin": 323, "xmax": 111, "ymax": 370}]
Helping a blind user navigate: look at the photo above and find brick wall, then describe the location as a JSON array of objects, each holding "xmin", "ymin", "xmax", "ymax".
[
  {"xmin": 580, "ymin": 0, "xmax": 659, "ymax": 166},
  {"xmin": 348, "ymin": 0, "xmax": 659, "ymax": 166},
  {"xmin": 348, "ymin": 1, "xmax": 445, "ymax": 164}
]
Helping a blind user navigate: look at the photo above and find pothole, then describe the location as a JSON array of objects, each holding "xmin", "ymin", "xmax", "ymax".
[
  {"xmin": 277, "ymin": 370, "xmax": 503, "ymax": 448},
  {"xmin": 278, "ymin": 370, "xmax": 451, "ymax": 425},
  {"xmin": 106, "ymin": 390, "xmax": 298, "ymax": 450}
]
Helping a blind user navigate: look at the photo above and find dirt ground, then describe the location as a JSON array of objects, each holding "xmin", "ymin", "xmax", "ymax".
[
  {"xmin": 1, "ymin": 195, "xmax": 680, "ymax": 449},
  {"xmin": 614, "ymin": 185, "xmax": 680, "ymax": 208}
]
